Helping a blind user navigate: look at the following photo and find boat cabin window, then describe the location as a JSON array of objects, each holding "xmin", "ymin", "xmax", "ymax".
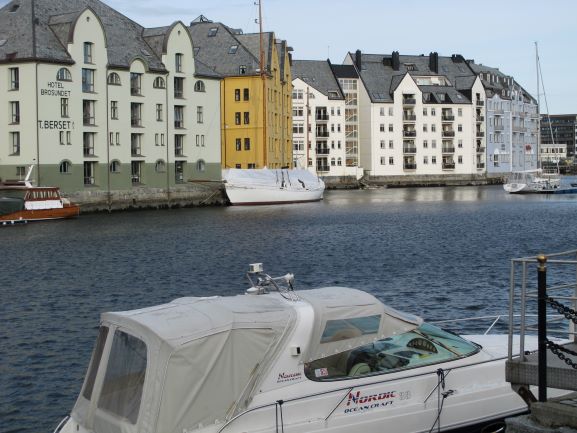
[
  {"xmin": 97, "ymin": 330, "xmax": 147, "ymax": 424},
  {"xmin": 305, "ymin": 323, "xmax": 479, "ymax": 381},
  {"xmin": 82, "ymin": 326, "xmax": 109, "ymax": 400},
  {"xmin": 321, "ymin": 315, "xmax": 381, "ymax": 342}
]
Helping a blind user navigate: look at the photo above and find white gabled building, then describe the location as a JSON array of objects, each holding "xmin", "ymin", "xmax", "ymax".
[
  {"xmin": 344, "ymin": 51, "xmax": 486, "ymax": 180},
  {"xmin": 0, "ymin": 0, "xmax": 222, "ymax": 208},
  {"xmin": 291, "ymin": 60, "xmax": 363, "ymax": 182}
]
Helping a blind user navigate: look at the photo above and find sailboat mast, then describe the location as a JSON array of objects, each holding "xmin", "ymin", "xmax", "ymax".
[
  {"xmin": 535, "ymin": 42, "xmax": 540, "ymax": 170},
  {"xmin": 258, "ymin": 0, "xmax": 267, "ymax": 168}
]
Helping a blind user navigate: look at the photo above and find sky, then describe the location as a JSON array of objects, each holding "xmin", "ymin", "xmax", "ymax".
[{"xmin": 2, "ymin": 0, "xmax": 576, "ymax": 113}]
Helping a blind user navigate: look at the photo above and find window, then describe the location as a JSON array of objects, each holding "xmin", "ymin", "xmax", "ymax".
[
  {"xmin": 10, "ymin": 132, "xmax": 20, "ymax": 155},
  {"xmin": 458, "ymin": 139, "xmax": 463, "ymax": 148},
  {"xmin": 174, "ymin": 77, "xmax": 184, "ymax": 98},
  {"xmin": 389, "ymin": 140, "xmax": 393, "ymax": 149},
  {"xmin": 424, "ymin": 156, "xmax": 428, "ymax": 164},
  {"xmin": 131, "ymin": 134, "xmax": 142, "ymax": 156},
  {"xmin": 431, "ymin": 108, "xmax": 436, "ymax": 116},
  {"xmin": 59, "ymin": 160, "xmax": 71, "ymax": 174},
  {"xmin": 458, "ymin": 108, "xmax": 463, "ymax": 117},
  {"xmin": 389, "ymin": 156, "xmax": 394, "ymax": 165},
  {"xmin": 82, "ymin": 326, "xmax": 109, "ymax": 401},
  {"xmin": 423, "ymin": 124, "xmax": 428, "ymax": 132},
  {"xmin": 83, "ymin": 100, "xmax": 95, "ymax": 125},
  {"xmin": 292, "ymin": 89, "xmax": 303, "ymax": 100},
  {"xmin": 196, "ymin": 159, "xmax": 206, "ymax": 172},
  {"xmin": 57, "ymin": 68, "xmax": 72, "ymax": 81},
  {"xmin": 110, "ymin": 101, "xmax": 118, "ymax": 120},
  {"xmin": 380, "ymin": 156, "xmax": 386, "ymax": 165},
  {"xmin": 174, "ymin": 106, "xmax": 184, "ymax": 128},
  {"xmin": 458, "ymin": 156, "xmax": 463, "ymax": 164},
  {"xmin": 10, "ymin": 101, "xmax": 19, "ymax": 124},
  {"xmin": 432, "ymin": 156, "xmax": 437, "ymax": 164},
  {"xmin": 331, "ymin": 158, "xmax": 336, "ymax": 166},
  {"xmin": 431, "ymin": 124, "xmax": 436, "ymax": 132},
  {"xmin": 84, "ymin": 42, "xmax": 93, "ymax": 63},
  {"xmin": 380, "ymin": 140, "xmax": 385, "ymax": 149},
  {"xmin": 458, "ymin": 124, "xmax": 463, "ymax": 132},
  {"xmin": 130, "ymin": 73, "xmax": 142, "ymax": 95},
  {"xmin": 239, "ymin": 65, "xmax": 247, "ymax": 74},
  {"xmin": 423, "ymin": 108, "xmax": 427, "ymax": 116},
  {"xmin": 155, "ymin": 160, "xmax": 166, "ymax": 173},
  {"xmin": 432, "ymin": 139, "xmax": 436, "ymax": 149},
  {"xmin": 115, "ymin": 132, "xmax": 120, "ymax": 146},
  {"xmin": 304, "ymin": 323, "xmax": 478, "ymax": 381},
  {"xmin": 82, "ymin": 69, "xmax": 94, "ymax": 92},
  {"xmin": 234, "ymin": 89, "xmax": 241, "ymax": 101},
  {"xmin": 235, "ymin": 112, "xmax": 241, "ymax": 125},
  {"xmin": 389, "ymin": 124, "xmax": 393, "ymax": 132},
  {"xmin": 293, "ymin": 123, "xmax": 304, "ymax": 134},
  {"xmin": 388, "ymin": 107, "xmax": 394, "ymax": 116},
  {"xmin": 235, "ymin": 138, "xmax": 241, "ymax": 151},
  {"xmin": 175, "ymin": 135, "xmax": 184, "ymax": 156},
  {"xmin": 107, "ymin": 72, "xmax": 121, "ymax": 85},
  {"xmin": 16, "ymin": 166, "xmax": 26, "ymax": 179},
  {"xmin": 423, "ymin": 140, "xmax": 428, "ymax": 148},
  {"xmin": 337, "ymin": 157, "xmax": 342, "ymax": 166},
  {"xmin": 131, "ymin": 103, "xmax": 142, "ymax": 127},
  {"xmin": 292, "ymin": 107, "xmax": 304, "ymax": 117},
  {"xmin": 380, "ymin": 107, "xmax": 385, "ymax": 116},
  {"xmin": 109, "ymin": 160, "xmax": 121, "ymax": 173},
  {"xmin": 84, "ymin": 161, "xmax": 96, "ymax": 185},
  {"xmin": 153, "ymin": 77, "xmax": 165, "ymax": 89},
  {"xmin": 175, "ymin": 53, "xmax": 183, "ymax": 72},
  {"xmin": 9, "ymin": 67, "xmax": 19, "ymax": 90},
  {"xmin": 197, "ymin": 106, "xmax": 203, "ymax": 124},
  {"xmin": 61, "ymin": 131, "xmax": 67, "ymax": 145},
  {"xmin": 195, "ymin": 134, "xmax": 205, "ymax": 147},
  {"xmin": 156, "ymin": 104, "xmax": 163, "ymax": 121},
  {"xmin": 83, "ymin": 132, "xmax": 96, "ymax": 156},
  {"xmin": 243, "ymin": 88, "xmax": 249, "ymax": 101},
  {"xmin": 208, "ymin": 27, "xmax": 218, "ymax": 37},
  {"xmin": 175, "ymin": 161, "xmax": 185, "ymax": 183},
  {"xmin": 228, "ymin": 45, "xmax": 238, "ymax": 54},
  {"xmin": 379, "ymin": 124, "xmax": 385, "ymax": 132},
  {"xmin": 244, "ymin": 138, "xmax": 251, "ymax": 150},
  {"xmin": 194, "ymin": 80, "xmax": 205, "ymax": 92}
]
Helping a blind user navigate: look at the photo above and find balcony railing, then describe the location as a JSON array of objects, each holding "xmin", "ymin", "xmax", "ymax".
[
  {"xmin": 476, "ymin": 115, "xmax": 484, "ymax": 122},
  {"xmin": 476, "ymin": 131, "xmax": 485, "ymax": 137},
  {"xmin": 403, "ymin": 98, "xmax": 416, "ymax": 105},
  {"xmin": 403, "ymin": 163, "xmax": 417, "ymax": 170},
  {"xmin": 403, "ymin": 130, "xmax": 417, "ymax": 137},
  {"xmin": 316, "ymin": 131, "xmax": 330, "ymax": 138},
  {"xmin": 476, "ymin": 100, "xmax": 484, "ymax": 106},
  {"xmin": 494, "ymin": 125, "xmax": 504, "ymax": 131},
  {"xmin": 494, "ymin": 109, "xmax": 504, "ymax": 115},
  {"xmin": 84, "ymin": 176, "xmax": 95, "ymax": 186},
  {"xmin": 442, "ymin": 162, "xmax": 456, "ymax": 170},
  {"xmin": 403, "ymin": 146, "xmax": 417, "ymax": 154},
  {"xmin": 315, "ymin": 114, "xmax": 329, "ymax": 121},
  {"xmin": 476, "ymin": 146, "xmax": 485, "ymax": 153},
  {"xmin": 442, "ymin": 146, "xmax": 455, "ymax": 153},
  {"xmin": 175, "ymin": 147, "xmax": 184, "ymax": 157},
  {"xmin": 316, "ymin": 148, "xmax": 330, "ymax": 155},
  {"xmin": 83, "ymin": 116, "xmax": 95, "ymax": 126},
  {"xmin": 477, "ymin": 162, "xmax": 485, "ymax": 169},
  {"xmin": 442, "ymin": 130, "xmax": 455, "ymax": 137},
  {"xmin": 131, "ymin": 146, "xmax": 141, "ymax": 156},
  {"xmin": 83, "ymin": 146, "xmax": 95, "ymax": 157},
  {"xmin": 442, "ymin": 115, "xmax": 455, "ymax": 121},
  {"xmin": 317, "ymin": 165, "xmax": 330, "ymax": 173},
  {"xmin": 131, "ymin": 118, "xmax": 142, "ymax": 127},
  {"xmin": 403, "ymin": 114, "xmax": 417, "ymax": 121}
]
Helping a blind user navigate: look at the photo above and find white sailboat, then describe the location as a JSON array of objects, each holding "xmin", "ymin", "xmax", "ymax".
[{"xmin": 222, "ymin": 1, "xmax": 325, "ymax": 206}]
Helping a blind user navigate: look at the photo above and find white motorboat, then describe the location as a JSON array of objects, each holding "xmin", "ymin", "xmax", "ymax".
[
  {"xmin": 222, "ymin": 168, "xmax": 325, "ymax": 205},
  {"xmin": 54, "ymin": 265, "xmax": 566, "ymax": 433},
  {"xmin": 503, "ymin": 170, "xmax": 561, "ymax": 193}
]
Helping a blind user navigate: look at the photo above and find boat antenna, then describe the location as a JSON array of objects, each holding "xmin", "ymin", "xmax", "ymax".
[{"xmin": 245, "ymin": 263, "xmax": 298, "ymax": 301}]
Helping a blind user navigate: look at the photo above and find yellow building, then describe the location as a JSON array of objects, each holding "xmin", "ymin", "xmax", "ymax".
[{"xmin": 189, "ymin": 18, "xmax": 292, "ymax": 169}]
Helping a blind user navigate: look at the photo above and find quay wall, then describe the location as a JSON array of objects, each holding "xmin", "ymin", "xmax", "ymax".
[
  {"xmin": 69, "ymin": 182, "xmax": 227, "ymax": 212},
  {"xmin": 323, "ymin": 174, "xmax": 505, "ymax": 189}
]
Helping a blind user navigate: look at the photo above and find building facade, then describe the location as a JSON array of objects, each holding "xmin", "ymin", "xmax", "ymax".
[
  {"xmin": 291, "ymin": 60, "xmax": 363, "ymax": 179},
  {"xmin": 0, "ymin": 0, "xmax": 221, "ymax": 206},
  {"xmin": 540, "ymin": 114, "xmax": 577, "ymax": 166},
  {"xmin": 189, "ymin": 18, "xmax": 292, "ymax": 169},
  {"xmin": 344, "ymin": 51, "xmax": 486, "ymax": 178}
]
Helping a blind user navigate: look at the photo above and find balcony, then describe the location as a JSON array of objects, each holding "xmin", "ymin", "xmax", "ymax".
[
  {"xmin": 442, "ymin": 115, "xmax": 455, "ymax": 121},
  {"xmin": 477, "ymin": 162, "xmax": 485, "ymax": 169},
  {"xmin": 403, "ymin": 145, "xmax": 417, "ymax": 154},
  {"xmin": 131, "ymin": 146, "xmax": 142, "ymax": 157},
  {"xmin": 476, "ymin": 146, "xmax": 485, "ymax": 153},
  {"xmin": 442, "ymin": 130, "xmax": 455, "ymax": 137},
  {"xmin": 403, "ymin": 163, "xmax": 417, "ymax": 170},
  {"xmin": 131, "ymin": 118, "xmax": 142, "ymax": 127},
  {"xmin": 476, "ymin": 131, "xmax": 485, "ymax": 137},
  {"xmin": 317, "ymin": 165, "xmax": 330, "ymax": 173},
  {"xmin": 403, "ymin": 97, "xmax": 416, "ymax": 105},
  {"xmin": 403, "ymin": 114, "xmax": 417, "ymax": 122},
  {"xmin": 514, "ymin": 126, "xmax": 527, "ymax": 132},
  {"xmin": 316, "ymin": 147, "xmax": 330, "ymax": 155},
  {"xmin": 476, "ymin": 100, "xmax": 484, "ymax": 106},
  {"xmin": 316, "ymin": 130, "xmax": 330, "ymax": 138},
  {"xmin": 403, "ymin": 130, "xmax": 417, "ymax": 138},
  {"xmin": 494, "ymin": 109, "xmax": 504, "ymax": 115},
  {"xmin": 83, "ymin": 146, "xmax": 95, "ymax": 157},
  {"xmin": 476, "ymin": 115, "xmax": 484, "ymax": 122},
  {"xmin": 442, "ymin": 146, "xmax": 455, "ymax": 153},
  {"xmin": 494, "ymin": 125, "xmax": 504, "ymax": 131},
  {"xmin": 442, "ymin": 162, "xmax": 455, "ymax": 170},
  {"xmin": 83, "ymin": 116, "xmax": 95, "ymax": 126},
  {"xmin": 315, "ymin": 114, "xmax": 329, "ymax": 122}
]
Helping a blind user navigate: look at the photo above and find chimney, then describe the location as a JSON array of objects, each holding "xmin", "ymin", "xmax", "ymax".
[
  {"xmin": 392, "ymin": 51, "xmax": 400, "ymax": 71},
  {"xmin": 355, "ymin": 49, "xmax": 362, "ymax": 70},
  {"xmin": 429, "ymin": 52, "xmax": 438, "ymax": 73}
]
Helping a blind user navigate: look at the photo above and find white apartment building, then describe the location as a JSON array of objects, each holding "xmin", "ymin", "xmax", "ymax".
[
  {"xmin": 0, "ymin": 0, "xmax": 221, "ymax": 204},
  {"xmin": 291, "ymin": 60, "xmax": 363, "ymax": 179},
  {"xmin": 344, "ymin": 51, "xmax": 486, "ymax": 178}
]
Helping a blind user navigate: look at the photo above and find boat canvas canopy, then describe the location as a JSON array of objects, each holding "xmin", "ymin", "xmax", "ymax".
[
  {"xmin": 297, "ymin": 287, "xmax": 422, "ymax": 361},
  {"xmin": 72, "ymin": 295, "xmax": 295, "ymax": 433}
]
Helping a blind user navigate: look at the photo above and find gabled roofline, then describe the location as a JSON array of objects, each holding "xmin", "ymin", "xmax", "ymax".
[
  {"xmin": 161, "ymin": 21, "xmax": 195, "ymax": 56},
  {"xmin": 68, "ymin": 7, "xmax": 108, "ymax": 48}
]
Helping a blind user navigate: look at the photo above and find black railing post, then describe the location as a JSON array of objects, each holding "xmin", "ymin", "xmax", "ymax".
[{"xmin": 537, "ymin": 254, "xmax": 548, "ymax": 402}]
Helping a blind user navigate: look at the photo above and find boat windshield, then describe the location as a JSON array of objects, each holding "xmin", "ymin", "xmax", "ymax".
[{"xmin": 304, "ymin": 323, "xmax": 479, "ymax": 381}]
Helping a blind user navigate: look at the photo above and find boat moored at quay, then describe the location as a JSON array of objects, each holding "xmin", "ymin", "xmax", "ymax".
[{"xmin": 54, "ymin": 265, "xmax": 568, "ymax": 433}]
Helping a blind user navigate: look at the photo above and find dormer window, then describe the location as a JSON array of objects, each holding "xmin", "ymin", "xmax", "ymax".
[
  {"xmin": 57, "ymin": 68, "xmax": 72, "ymax": 81},
  {"xmin": 239, "ymin": 65, "xmax": 247, "ymax": 74},
  {"xmin": 208, "ymin": 27, "xmax": 218, "ymax": 37},
  {"xmin": 404, "ymin": 63, "xmax": 417, "ymax": 71},
  {"xmin": 228, "ymin": 45, "xmax": 238, "ymax": 54}
]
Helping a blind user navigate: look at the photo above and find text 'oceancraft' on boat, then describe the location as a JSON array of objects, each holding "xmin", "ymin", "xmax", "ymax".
[{"xmin": 54, "ymin": 264, "xmax": 569, "ymax": 433}]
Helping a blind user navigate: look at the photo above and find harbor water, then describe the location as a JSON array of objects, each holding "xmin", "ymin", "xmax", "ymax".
[{"xmin": 2, "ymin": 185, "xmax": 577, "ymax": 433}]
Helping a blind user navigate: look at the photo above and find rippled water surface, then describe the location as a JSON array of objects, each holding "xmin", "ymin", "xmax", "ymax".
[{"xmin": 2, "ymin": 185, "xmax": 577, "ymax": 433}]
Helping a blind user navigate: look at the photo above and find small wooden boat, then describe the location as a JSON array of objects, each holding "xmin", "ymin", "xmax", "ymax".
[{"xmin": 0, "ymin": 166, "xmax": 79, "ymax": 225}]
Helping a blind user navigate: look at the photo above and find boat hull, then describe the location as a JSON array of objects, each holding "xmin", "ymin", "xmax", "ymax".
[
  {"xmin": 225, "ymin": 185, "xmax": 324, "ymax": 205},
  {"xmin": 0, "ymin": 205, "xmax": 80, "ymax": 224}
]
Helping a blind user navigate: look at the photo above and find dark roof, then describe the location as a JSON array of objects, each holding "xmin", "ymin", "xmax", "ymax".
[
  {"xmin": 0, "ymin": 0, "xmax": 166, "ymax": 70},
  {"xmin": 331, "ymin": 64, "xmax": 358, "ymax": 79},
  {"xmin": 292, "ymin": 59, "xmax": 343, "ymax": 99}
]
